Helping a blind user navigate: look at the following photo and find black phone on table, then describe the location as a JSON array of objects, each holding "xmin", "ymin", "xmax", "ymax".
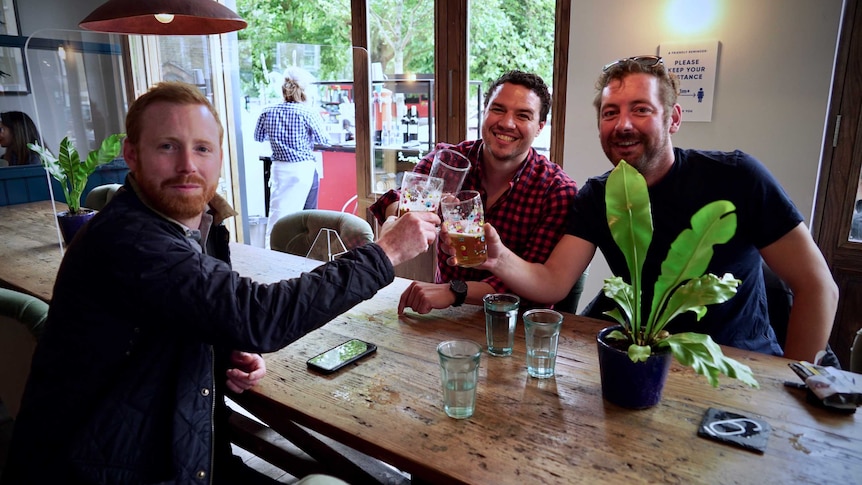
[{"xmin": 306, "ymin": 339, "xmax": 377, "ymax": 374}]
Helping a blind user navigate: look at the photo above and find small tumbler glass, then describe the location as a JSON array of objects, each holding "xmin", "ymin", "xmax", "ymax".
[{"xmin": 524, "ymin": 309, "xmax": 563, "ymax": 378}]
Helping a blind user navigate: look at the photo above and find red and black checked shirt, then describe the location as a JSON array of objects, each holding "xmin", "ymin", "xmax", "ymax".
[{"xmin": 370, "ymin": 140, "xmax": 578, "ymax": 304}]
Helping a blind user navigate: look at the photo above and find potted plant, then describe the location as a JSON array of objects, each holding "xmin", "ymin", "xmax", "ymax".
[
  {"xmin": 28, "ymin": 134, "xmax": 125, "ymax": 244},
  {"xmin": 597, "ymin": 160, "xmax": 759, "ymax": 409}
]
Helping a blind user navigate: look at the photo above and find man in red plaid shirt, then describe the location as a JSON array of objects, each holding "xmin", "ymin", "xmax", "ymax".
[{"xmin": 369, "ymin": 71, "xmax": 578, "ymax": 313}]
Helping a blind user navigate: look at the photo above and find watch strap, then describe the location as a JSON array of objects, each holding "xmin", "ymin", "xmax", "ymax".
[{"xmin": 450, "ymin": 279, "xmax": 467, "ymax": 307}]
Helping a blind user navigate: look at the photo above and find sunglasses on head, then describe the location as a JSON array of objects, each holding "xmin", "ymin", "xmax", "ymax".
[{"xmin": 602, "ymin": 55, "xmax": 664, "ymax": 72}]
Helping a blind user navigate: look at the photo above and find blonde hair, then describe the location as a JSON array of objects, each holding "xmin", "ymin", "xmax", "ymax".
[{"xmin": 282, "ymin": 77, "xmax": 307, "ymax": 103}]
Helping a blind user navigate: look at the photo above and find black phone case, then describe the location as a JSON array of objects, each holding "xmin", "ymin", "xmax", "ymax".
[{"xmin": 306, "ymin": 339, "xmax": 377, "ymax": 374}]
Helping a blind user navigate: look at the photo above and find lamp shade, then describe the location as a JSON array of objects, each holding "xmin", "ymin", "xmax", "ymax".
[{"xmin": 79, "ymin": 0, "xmax": 247, "ymax": 35}]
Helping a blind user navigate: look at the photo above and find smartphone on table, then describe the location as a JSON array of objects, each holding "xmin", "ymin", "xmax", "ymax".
[{"xmin": 306, "ymin": 338, "xmax": 377, "ymax": 374}]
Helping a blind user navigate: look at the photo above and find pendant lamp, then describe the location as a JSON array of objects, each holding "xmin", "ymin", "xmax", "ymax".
[{"xmin": 79, "ymin": 0, "xmax": 247, "ymax": 35}]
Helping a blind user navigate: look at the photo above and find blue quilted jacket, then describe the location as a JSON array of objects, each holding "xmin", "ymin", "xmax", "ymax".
[{"xmin": 3, "ymin": 181, "xmax": 394, "ymax": 484}]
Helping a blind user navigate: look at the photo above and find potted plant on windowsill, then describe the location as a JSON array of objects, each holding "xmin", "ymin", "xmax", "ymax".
[
  {"xmin": 28, "ymin": 134, "xmax": 125, "ymax": 244},
  {"xmin": 597, "ymin": 160, "xmax": 759, "ymax": 409}
]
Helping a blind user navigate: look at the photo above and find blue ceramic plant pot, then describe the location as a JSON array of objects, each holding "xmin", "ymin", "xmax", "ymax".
[
  {"xmin": 596, "ymin": 325, "xmax": 672, "ymax": 409},
  {"xmin": 56, "ymin": 209, "xmax": 96, "ymax": 245}
]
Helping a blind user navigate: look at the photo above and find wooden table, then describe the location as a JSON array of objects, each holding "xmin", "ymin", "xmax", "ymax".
[
  {"xmin": 5, "ymin": 200, "xmax": 860, "ymax": 483},
  {"xmin": 0, "ymin": 201, "xmax": 327, "ymax": 303},
  {"xmin": 230, "ymin": 246, "xmax": 862, "ymax": 484},
  {"xmin": 0, "ymin": 200, "xmax": 66, "ymax": 301}
]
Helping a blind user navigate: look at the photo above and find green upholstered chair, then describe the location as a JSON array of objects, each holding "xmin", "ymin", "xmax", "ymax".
[
  {"xmin": 554, "ymin": 270, "xmax": 589, "ymax": 314},
  {"xmin": 0, "ymin": 288, "xmax": 49, "ymax": 419},
  {"xmin": 83, "ymin": 183, "xmax": 123, "ymax": 211},
  {"xmin": 270, "ymin": 210, "xmax": 374, "ymax": 262}
]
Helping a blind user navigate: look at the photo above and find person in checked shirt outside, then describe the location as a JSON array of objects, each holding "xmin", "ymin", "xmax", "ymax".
[
  {"xmin": 254, "ymin": 66, "xmax": 330, "ymax": 240},
  {"xmin": 370, "ymin": 70, "xmax": 578, "ymax": 314}
]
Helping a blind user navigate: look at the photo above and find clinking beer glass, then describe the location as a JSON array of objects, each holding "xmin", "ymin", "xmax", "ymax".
[
  {"xmin": 398, "ymin": 172, "xmax": 445, "ymax": 217},
  {"xmin": 441, "ymin": 190, "xmax": 487, "ymax": 267}
]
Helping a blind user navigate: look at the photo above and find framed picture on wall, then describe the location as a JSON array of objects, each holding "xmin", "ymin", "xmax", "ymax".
[
  {"xmin": 0, "ymin": 0, "xmax": 19, "ymax": 36},
  {"xmin": 0, "ymin": 45, "xmax": 28, "ymax": 94}
]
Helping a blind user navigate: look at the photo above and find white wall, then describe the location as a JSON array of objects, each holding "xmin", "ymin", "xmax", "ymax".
[{"xmin": 563, "ymin": 0, "xmax": 844, "ymax": 311}]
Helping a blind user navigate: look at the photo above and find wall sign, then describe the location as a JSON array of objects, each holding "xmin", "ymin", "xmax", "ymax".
[{"xmin": 659, "ymin": 40, "xmax": 720, "ymax": 122}]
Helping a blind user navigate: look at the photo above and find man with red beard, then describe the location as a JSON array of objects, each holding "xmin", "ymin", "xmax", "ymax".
[
  {"xmin": 369, "ymin": 70, "xmax": 578, "ymax": 314},
  {"xmin": 475, "ymin": 56, "xmax": 837, "ymax": 363},
  {"xmin": 4, "ymin": 82, "xmax": 438, "ymax": 484}
]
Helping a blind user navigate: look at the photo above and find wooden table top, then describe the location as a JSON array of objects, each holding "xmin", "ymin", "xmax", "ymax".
[
  {"xmin": 0, "ymin": 200, "xmax": 67, "ymax": 302},
  {"xmin": 230, "ymin": 245, "xmax": 862, "ymax": 484},
  {"xmin": 5, "ymin": 200, "xmax": 860, "ymax": 483}
]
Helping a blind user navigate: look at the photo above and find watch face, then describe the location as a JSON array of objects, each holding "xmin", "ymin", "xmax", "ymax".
[{"xmin": 451, "ymin": 280, "xmax": 467, "ymax": 293}]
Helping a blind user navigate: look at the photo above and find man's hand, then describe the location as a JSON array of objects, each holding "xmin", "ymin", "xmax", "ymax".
[
  {"xmin": 225, "ymin": 351, "xmax": 266, "ymax": 394},
  {"xmin": 376, "ymin": 212, "xmax": 440, "ymax": 266},
  {"xmin": 441, "ymin": 222, "xmax": 506, "ymax": 271},
  {"xmin": 398, "ymin": 281, "xmax": 456, "ymax": 314}
]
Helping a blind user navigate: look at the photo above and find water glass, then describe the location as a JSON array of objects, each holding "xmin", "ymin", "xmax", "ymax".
[
  {"xmin": 524, "ymin": 309, "xmax": 563, "ymax": 378},
  {"xmin": 437, "ymin": 340, "xmax": 482, "ymax": 419},
  {"xmin": 398, "ymin": 172, "xmax": 444, "ymax": 216},
  {"xmin": 482, "ymin": 293, "xmax": 519, "ymax": 356},
  {"xmin": 441, "ymin": 190, "xmax": 486, "ymax": 268},
  {"xmin": 430, "ymin": 148, "xmax": 471, "ymax": 195}
]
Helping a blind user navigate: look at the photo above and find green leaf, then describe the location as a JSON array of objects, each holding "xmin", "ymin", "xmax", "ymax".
[
  {"xmin": 660, "ymin": 333, "xmax": 759, "ymax": 388},
  {"xmin": 84, "ymin": 133, "xmax": 125, "ymax": 174},
  {"xmin": 28, "ymin": 135, "xmax": 125, "ymax": 214},
  {"xmin": 627, "ymin": 344, "xmax": 653, "ymax": 363},
  {"xmin": 654, "ymin": 274, "xmax": 741, "ymax": 332},
  {"xmin": 647, "ymin": 200, "xmax": 738, "ymax": 332},
  {"xmin": 606, "ymin": 160, "xmax": 652, "ymax": 334},
  {"xmin": 602, "ymin": 276, "xmax": 635, "ymax": 330}
]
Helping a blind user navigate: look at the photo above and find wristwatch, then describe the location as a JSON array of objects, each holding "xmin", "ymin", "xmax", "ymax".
[{"xmin": 449, "ymin": 279, "xmax": 468, "ymax": 307}]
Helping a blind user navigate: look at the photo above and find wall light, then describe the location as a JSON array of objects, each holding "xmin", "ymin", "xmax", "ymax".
[
  {"xmin": 666, "ymin": 0, "xmax": 720, "ymax": 36},
  {"xmin": 79, "ymin": 0, "xmax": 247, "ymax": 35}
]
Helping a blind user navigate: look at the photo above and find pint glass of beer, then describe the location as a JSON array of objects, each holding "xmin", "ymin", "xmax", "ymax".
[
  {"xmin": 441, "ymin": 190, "xmax": 486, "ymax": 267},
  {"xmin": 398, "ymin": 172, "xmax": 444, "ymax": 216}
]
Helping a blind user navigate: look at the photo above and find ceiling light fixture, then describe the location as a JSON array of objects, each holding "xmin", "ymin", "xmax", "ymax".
[{"xmin": 79, "ymin": 0, "xmax": 247, "ymax": 35}]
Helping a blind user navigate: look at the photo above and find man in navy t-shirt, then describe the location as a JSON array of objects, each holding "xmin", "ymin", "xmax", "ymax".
[{"xmin": 476, "ymin": 56, "xmax": 837, "ymax": 361}]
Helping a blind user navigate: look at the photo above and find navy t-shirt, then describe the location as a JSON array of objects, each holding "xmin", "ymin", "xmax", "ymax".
[{"xmin": 568, "ymin": 148, "xmax": 802, "ymax": 355}]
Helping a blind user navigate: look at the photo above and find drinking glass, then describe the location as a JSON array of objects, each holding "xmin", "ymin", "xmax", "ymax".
[
  {"xmin": 437, "ymin": 339, "xmax": 482, "ymax": 419},
  {"xmin": 429, "ymin": 148, "xmax": 471, "ymax": 195},
  {"xmin": 524, "ymin": 309, "xmax": 563, "ymax": 378},
  {"xmin": 441, "ymin": 190, "xmax": 486, "ymax": 267},
  {"xmin": 483, "ymin": 293, "xmax": 520, "ymax": 356},
  {"xmin": 398, "ymin": 172, "xmax": 444, "ymax": 216}
]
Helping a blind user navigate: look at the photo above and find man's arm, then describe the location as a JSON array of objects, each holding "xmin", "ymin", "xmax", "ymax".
[
  {"xmin": 398, "ymin": 280, "xmax": 496, "ymax": 314},
  {"xmin": 760, "ymin": 222, "xmax": 838, "ymax": 361},
  {"xmin": 471, "ymin": 177, "xmax": 578, "ymax": 298},
  {"xmin": 480, "ymin": 225, "xmax": 596, "ymax": 304}
]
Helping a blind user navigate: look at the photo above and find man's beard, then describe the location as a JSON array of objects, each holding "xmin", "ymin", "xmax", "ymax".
[
  {"xmin": 138, "ymin": 174, "xmax": 216, "ymax": 221},
  {"xmin": 609, "ymin": 128, "xmax": 671, "ymax": 176}
]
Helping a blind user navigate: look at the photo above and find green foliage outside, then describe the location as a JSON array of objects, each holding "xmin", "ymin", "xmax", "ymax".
[{"xmin": 236, "ymin": 0, "xmax": 555, "ymax": 98}]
